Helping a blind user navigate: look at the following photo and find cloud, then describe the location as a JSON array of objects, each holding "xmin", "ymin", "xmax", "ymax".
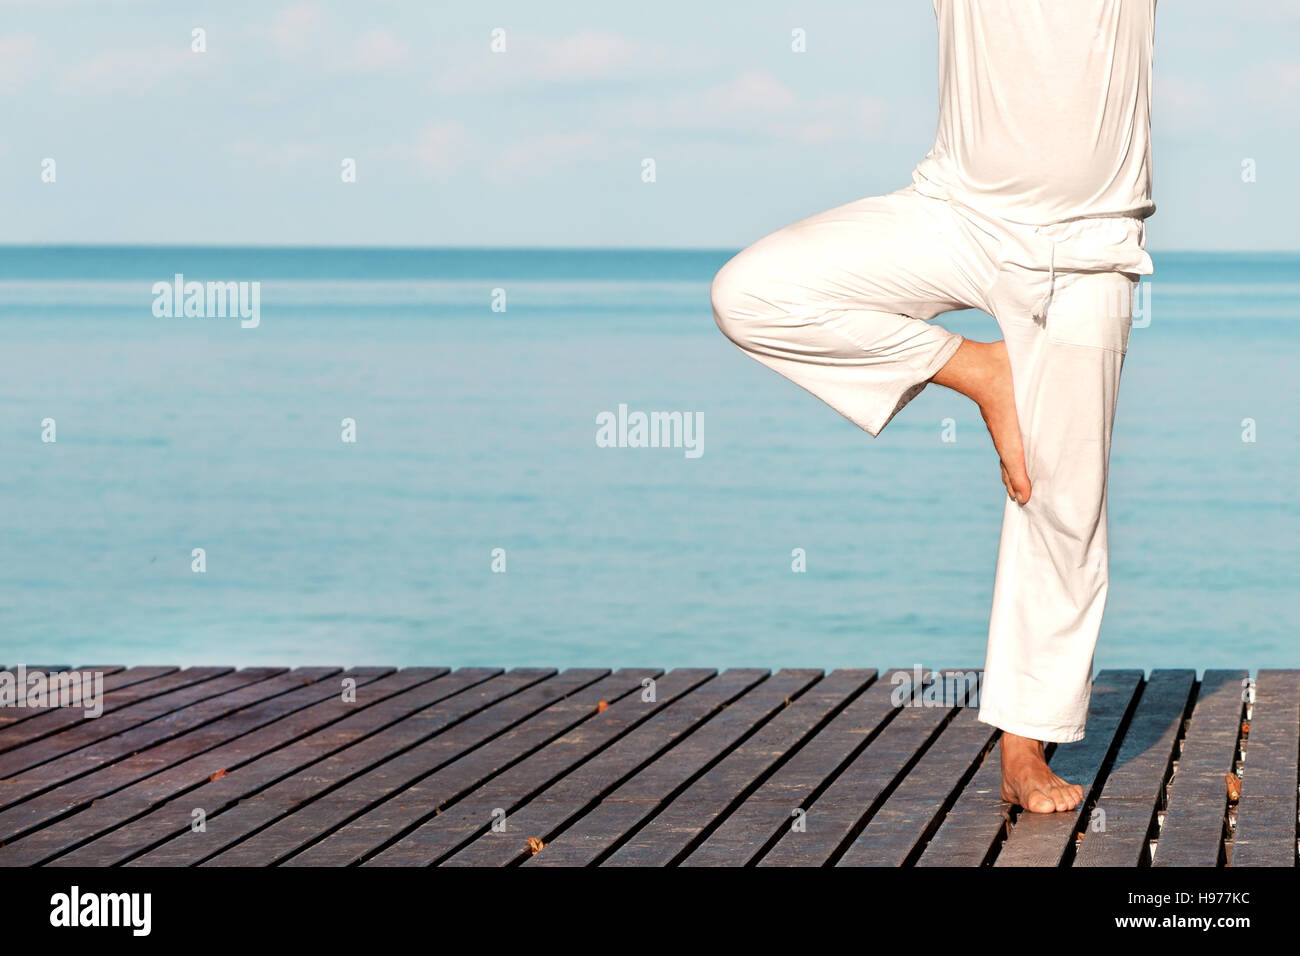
[
  {"xmin": 700, "ymin": 71, "xmax": 799, "ymax": 113},
  {"xmin": 1237, "ymin": 0, "xmax": 1300, "ymax": 21},
  {"xmin": 269, "ymin": 7, "xmax": 408, "ymax": 75},
  {"xmin": 528, "ymin": 30, "xmax": 639, "ymax": 81},
  {"xmin": 346, "ymin": 28, "xmax": 409, "ymax": 74},
  {"xmin": 489, "ymin": 130, "xmax": 602, "ymax": 177},
  {"xmin": 1245, "ymin": 60, "xmax": 1300, "ymax": 102},
  {"xmin": 1158, "ymin": 63, "xmax": 1300, "ymax": 137},
  {"xmin": 270, "ymin": 2, "xmax": 326, "ymax": 54},
  {"xmin": 415, "ymin": 122, "xmax": 471, "ymax": 176},
  {"xmin": 0, "ymin": 34, "xmax": 37, "ymax": 88},
  {"xmin": 445, "ymin": 67, "xmax": 887, "ymax": 185},
  {"xmin": 61, "ymin": 47, "xmax": 193, "ymax": 95},
  {"xmin": 620, "ymin": 71, "xmax": 889, "ymax": 144},
  {"xmin": 436, "ymin": 30, "xmax": 685, "ymax": 93},
  {"xmin": 228, "ymin": 138, "xmax": 326, "ymax": 170}
]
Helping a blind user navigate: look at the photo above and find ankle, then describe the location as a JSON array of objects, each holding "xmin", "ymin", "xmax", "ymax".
[{"xmin": 1001, "ymin": 732, "xmax": 1045, "ymax": 757}]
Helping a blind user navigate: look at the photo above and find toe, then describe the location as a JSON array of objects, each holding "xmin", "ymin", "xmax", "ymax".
[
  {"xmin": 1054, "ymin": 785, "xmax": 1082, "ymax": 811},
  {"xmin": 1026, "ymin": 789, "xmax": 1056, "ymax": 813}
]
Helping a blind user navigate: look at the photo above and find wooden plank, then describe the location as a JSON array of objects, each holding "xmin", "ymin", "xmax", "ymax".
[
  {"xmin": 0, "ymin": 667, "xmax": 256, "ymax": 776},
  {"xmin": 684, "ymin": 667, "xmax": 906, "ymax": 868},
  {"xmin": 1230, "ymin": 669, "xmax": 1299, "ymax": 867},
  {"xmin": 0, "ymin": 667, "xmax": 226, "ymax": 761},
  {"xmin": 1082, "ymin": 671, "xmax": 1196, "ymax": 801},
  {"xmin": 914, "ymin": 751, "xmax": 1006, "ymax": 867},
  {"xmin": 362, "ymin": 668, "xmax": 717, "ymax": 867},
  {"xmin": 442, "ymin": 669, "xmax": 774, "ymax": 867},
  {"xmin": 201, "ymin": 668, "xmax": 612, "ymax": 866},
  {"xmin": 1153, "ymin": 670, "xmax": 1248, "ymax": 867},
  {"xmin": 752, "ymin": 670, "xmax": 957, "ymax": 868},
  {"xmin": 1074, "ymin": 670, "xmax": 1195, "ymax": 867},
  {"xmin": 0, "ymin": 666, "xmax": 128, "ymax": 733},
  {"xmin": 525, "ymin": 669, "xmax": 827, "ymax": 867},
  {"xmin": 601, "ymin": 669, "xmax": 877, "ymax": 867},
  {"xmin": 111, "ymin": 667, "xmax": 503, "ymax": 867},
  {"xmin": 0, "ymin": 667, "xmax": 330, "ymax": 843},
  {"xmin": 993, "ymin": 669, "xmax": 1143, "ymax": 867},
  {"xmin": 7, "ymin": 667, "xmax": 419, "ymax": 866},
  {"xmin": 46, "ymin": 667, "xmax": 453, "ymax": 866},
  {"xmin": 293, "ymin": 668, "xmax": 669, "ymax": 867},
  {"xmin": 0, "ymin": 667, "xmax": 266, "ymax": 790},
  {"xmin": 126, "ymin": 667, "xmax": 535, "ymax": 866},
  {"xmin": 836, "ymin": 704, "xmax": 998, "ymax": 866},
  {"xmin": 0, "ymin": 661, "xmax": 1286, "ymax": 869}
]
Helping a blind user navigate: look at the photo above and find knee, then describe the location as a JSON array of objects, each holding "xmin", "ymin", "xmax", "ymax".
[{"xmin": 710, "ymin": 250, "xmax": 766, "ymax": 351}]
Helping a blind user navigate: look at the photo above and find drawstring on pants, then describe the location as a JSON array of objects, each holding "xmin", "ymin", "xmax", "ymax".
[{"xmin": 1032, "ymin": 225, "xmax": 1057, "ymax": 322}]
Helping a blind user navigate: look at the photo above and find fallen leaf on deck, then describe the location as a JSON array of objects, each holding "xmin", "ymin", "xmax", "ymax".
[{"xmin": 1225, "ymin": 772, "xmax": 1241, "ymax": 802}]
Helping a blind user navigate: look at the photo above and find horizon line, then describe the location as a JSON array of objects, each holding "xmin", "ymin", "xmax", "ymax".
[{"xmin": 1, "ymin": 243, "xmax": 1297, "ymax": 255}]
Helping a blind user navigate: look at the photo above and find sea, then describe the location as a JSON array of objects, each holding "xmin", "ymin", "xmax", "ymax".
[{"xmin": 1, "ymin": 247, "xmax": 1295, "ymax": 673}]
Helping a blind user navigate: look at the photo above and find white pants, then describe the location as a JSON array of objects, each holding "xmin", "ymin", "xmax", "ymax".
[{"xmin": 711, "ymin": 185, "xmax": 1140, "ymax": 742}]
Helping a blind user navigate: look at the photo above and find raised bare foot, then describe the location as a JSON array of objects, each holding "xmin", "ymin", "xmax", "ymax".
[
  {"xmin": 998, "ymin": 732, "xmax": 1084, "ymax": 813},
  {"xmin": 932, "ymin": 338, "xmax": 1031, "ymax": 504}
]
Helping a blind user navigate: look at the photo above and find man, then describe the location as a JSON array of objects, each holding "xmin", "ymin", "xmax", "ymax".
[{"xmin": 711, "ymin": 0, "xmax": 1155, "ymax": 813}]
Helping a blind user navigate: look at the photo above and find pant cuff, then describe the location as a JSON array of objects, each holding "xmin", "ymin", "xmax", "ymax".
[
  {"xmin": 865, "ymin": 328, "xmax": 964, "ymax": 436},
  {"xmin": 977, "ymin": 708, "xmax": 1086, "ymax": 744}
]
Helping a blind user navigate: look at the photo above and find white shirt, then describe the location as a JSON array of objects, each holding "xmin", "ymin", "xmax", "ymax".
[{"xmin": 912, "ymin": 0, "xmax": 1156, "ymax": 227}]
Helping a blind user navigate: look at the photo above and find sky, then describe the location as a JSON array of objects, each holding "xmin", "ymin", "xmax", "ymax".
[{"xmin": 2, "ymin": 0, "xmax": 1298, "ymax": 250}]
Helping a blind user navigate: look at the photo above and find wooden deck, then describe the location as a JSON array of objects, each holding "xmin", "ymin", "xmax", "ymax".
[{"xmin": 0, "ymin": 665, "xmax": 1294, "ymax": 867}]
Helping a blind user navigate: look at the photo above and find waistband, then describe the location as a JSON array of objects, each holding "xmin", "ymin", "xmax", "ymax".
[{"xmin": 910, "ymin": 181, "xmax": 1155, "ymax": 277}]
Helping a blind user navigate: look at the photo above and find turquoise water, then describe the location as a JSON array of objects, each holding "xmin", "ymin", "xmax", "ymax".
[{"xmin": 1, "ymin": 248, "xmax": 1296, "ymax": 671}]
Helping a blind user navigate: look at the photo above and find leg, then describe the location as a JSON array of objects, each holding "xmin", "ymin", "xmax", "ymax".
[
  {"xmin": 710, "ymin": 187, "xmax": 993, "ymax": 437},
  {"xmin": 979, "ymin": 267, "xmax": 1136, "ymax": 811}
]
